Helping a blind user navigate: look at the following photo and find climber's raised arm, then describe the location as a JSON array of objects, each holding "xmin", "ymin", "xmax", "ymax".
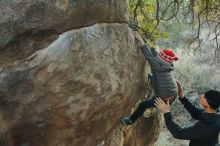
[
  {"xmin": 133, "ymin": 31, "xmax": 145, "ymax": 46},
  {"xmin": 133, "ymin": 31, "xmax": 155, "ymax": 60}
]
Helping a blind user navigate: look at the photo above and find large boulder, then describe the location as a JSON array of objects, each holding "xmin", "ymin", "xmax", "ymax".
[
  {"xmin": 0, "ymin": 1, "xmax": 161, "ymax": 146},
  {"xmin": 0, "ymin": 23, "xmax": 157, "ymax": 146},
  {"xmin": 0, "ymin": 0, "xmax": 130, "ymax": 66}
]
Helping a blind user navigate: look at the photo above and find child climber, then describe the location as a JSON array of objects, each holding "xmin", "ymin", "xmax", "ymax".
[{"xmin": 121, "ymin": 31, "xmax": 179, "ymax": 125}]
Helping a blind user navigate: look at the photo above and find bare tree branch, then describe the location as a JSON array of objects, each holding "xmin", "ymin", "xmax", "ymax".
[
  {"xmin": 133, "ymin": 0, "xmax": 142, "ymax": 21},
  {"xmin": 128, "ymin": 0, "xmax": 220, "ymax": 57}
]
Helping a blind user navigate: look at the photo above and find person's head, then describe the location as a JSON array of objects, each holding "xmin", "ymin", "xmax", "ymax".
[
  {"xmin": 156, "ymin": 48, "xmax": 179, "ymax": 65},
  {"xmin": 199, "ymin": 90, "xmax": 220, "ymax": 111}
]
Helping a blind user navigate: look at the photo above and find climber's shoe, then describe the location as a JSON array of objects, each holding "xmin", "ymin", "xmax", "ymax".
[
  {"xmin": 120, "ymin": 117, "xmax": 133, "ymax": 126},
  {"xmin": 148, "ymin": 73, "xmax": 153, "ymax": 80}
]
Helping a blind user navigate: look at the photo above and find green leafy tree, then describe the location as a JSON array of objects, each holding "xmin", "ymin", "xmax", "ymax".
[{"xmin": 127, "ymin": 0, "xmax": 220, "ymax": 61}]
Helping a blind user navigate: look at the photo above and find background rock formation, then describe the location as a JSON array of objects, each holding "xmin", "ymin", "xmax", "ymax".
[{"xmin": 0, "ymin": 0, "xmax": 161, "ymax": 146}]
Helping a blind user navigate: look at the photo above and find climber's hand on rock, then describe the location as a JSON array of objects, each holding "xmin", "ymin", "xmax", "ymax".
[
  {"xmin": 132, "ymin": 31, "xmax": 145, "ymax": 46},
  {"xmin": 154, "ymin": 97, "xmax": 170, "ymax": 113}
]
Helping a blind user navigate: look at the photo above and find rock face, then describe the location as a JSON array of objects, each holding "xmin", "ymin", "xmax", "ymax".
[
  {"xmin": 106, "ymin": 83, "xmax": 162, "ymax": 146},
  {"xmin": 0, "ymin": 0, "xmax": 129, "ymax": 66},
  {"xmin": 0, "ymin": 1, "xmax": 161, "ymax": 146}
]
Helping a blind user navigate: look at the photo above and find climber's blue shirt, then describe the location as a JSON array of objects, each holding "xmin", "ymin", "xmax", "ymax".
[{"xmin": 164, "ymin": 97, "xmax": 220, "ymax": 146}]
